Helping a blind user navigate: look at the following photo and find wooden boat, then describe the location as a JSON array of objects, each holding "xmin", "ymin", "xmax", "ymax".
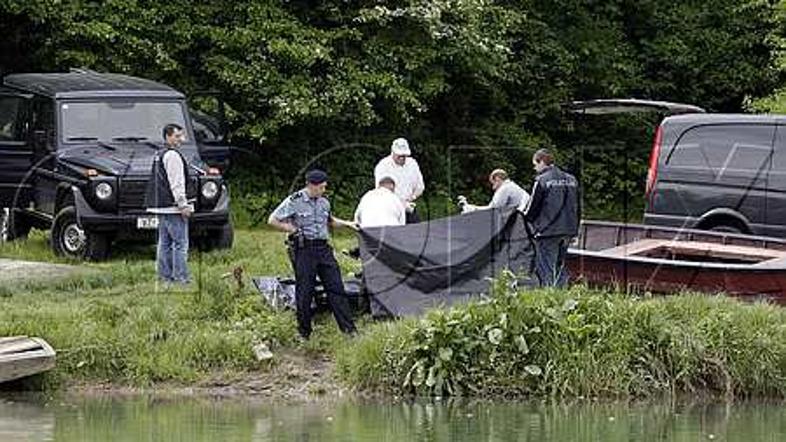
[
  {"xmin": 566, "ymin": 221, "xmax": 786, "ymax": 302},
  {"xmin": 0, "ymin": 336, "xmax": 56, "ymax": 384}
]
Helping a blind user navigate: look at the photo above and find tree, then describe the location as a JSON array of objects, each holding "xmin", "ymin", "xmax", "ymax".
[{"xmin": 1, "ymin": 0, "xmax": 781, "ymax": 220}]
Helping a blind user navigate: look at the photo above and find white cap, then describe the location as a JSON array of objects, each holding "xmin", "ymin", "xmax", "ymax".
[{"xmin": 391, "ymin": 138, "xmax": 411, "ymax": 156}]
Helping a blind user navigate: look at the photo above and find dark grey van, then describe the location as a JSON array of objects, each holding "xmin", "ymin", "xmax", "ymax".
[
  {"xmin": 572, "ymin": 99, "xmax": 784, "ymax": 236},
  {"xmin": 644, "ymin": 113, "xmax": 784, "ymax": 235},
  {"xmin": 0, "ymin": 70, "xmax": 233, "ymax": 260}
]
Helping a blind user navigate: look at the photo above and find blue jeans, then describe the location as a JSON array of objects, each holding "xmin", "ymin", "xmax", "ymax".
[
  {"xmin": 533, "ymin": 235, "xmax": 571, "ymax": 288},
  {"xmin": 157, "ymin": 214, "xmax": 190, "ymax": 283}
]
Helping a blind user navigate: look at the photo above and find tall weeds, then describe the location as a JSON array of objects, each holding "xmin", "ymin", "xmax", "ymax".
[{"xmin": 337, "ymin": 276, "xmax": 786, "ymax": 398}]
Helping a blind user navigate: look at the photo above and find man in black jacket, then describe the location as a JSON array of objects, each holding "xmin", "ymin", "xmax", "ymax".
[
  {"xmin": 523, "ymin": 149, "xmax": 580, "ymax": 287},
  {"xmin": 145, "ymin": 124, "xmax": 195, "ymax": 285}
]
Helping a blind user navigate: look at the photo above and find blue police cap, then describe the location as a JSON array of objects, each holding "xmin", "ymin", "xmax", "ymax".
[{"xmin": 305, "ymin": 169, "xmax": 328, "ymax": 184}]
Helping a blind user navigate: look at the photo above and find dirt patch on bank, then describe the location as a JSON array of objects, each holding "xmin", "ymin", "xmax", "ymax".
[
  {"xmin": 69, "ymin": 351, "xmax": 351, "ymax": 402},
  {"xmin": 0, "ymin": 259, "xmax": 82, "ymax": 285},
  {"xmin": 196, "ymin": 352, "xmax": 346, "ymax": 400}
]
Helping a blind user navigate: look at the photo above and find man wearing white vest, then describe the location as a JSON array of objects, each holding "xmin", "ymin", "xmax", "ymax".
[
  {"xmin": 374, "ymin": 138, "xmax": 425, "ymax": 224},
  {"xmin": 144, "ymin": 124, "xmax": 195, "ymax": 286}
]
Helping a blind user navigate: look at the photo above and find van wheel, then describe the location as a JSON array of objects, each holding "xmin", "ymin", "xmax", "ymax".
[
  {"xmin": 700, "ymin": 218, "xmax": 747, "ymax": 235},
  {"xmin": 51, "ymin": 206, "xmax": 110, "ymax": 260},
  {"xmin": 709, "ymin": 225, "xmax": 743, "ymax": 234},
  {"xmin": 1, "ymin": 207, "xmax": 31, "ymax": 242}
]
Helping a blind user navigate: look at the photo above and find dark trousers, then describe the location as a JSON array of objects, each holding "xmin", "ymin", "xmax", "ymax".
[
  {"xmin": 294, "ymin": 242, "xmax": 357, "ymax": 338},
  {"xmin": 533, "ymin": 235, "xmax": 572, "ymax": 288},
  {"xmin": 405, "ymin": 209, "xmax": 420, "ymax": 224}
]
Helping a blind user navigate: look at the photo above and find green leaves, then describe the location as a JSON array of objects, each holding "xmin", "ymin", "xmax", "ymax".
[
  {"xmin": 2, "ymin": 0, "xmax": 783, "ymax": 226},
  {"xmin": 524, "ymin": 365, "xmax": 542, "ymax": 377},
  {"xmin": 487, "ymin": 328, "xmax": 503, "ymax": 345},
  {"xmin": 405, "ymin": 359, "xmax": 426, "ymax": 387},
  {"xmin": 0, "ymin": 0, "xmax": 530, "ymax": 139},
  {"xmin": 515, "ymin": 335, "xmax": 530, "ymax": 354},
  {"xmin": 341, "ymin": 283, "xmax": 786, "ymax": 399}
]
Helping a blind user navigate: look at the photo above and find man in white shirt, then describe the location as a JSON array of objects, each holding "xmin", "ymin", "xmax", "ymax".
[
  {"xmin": 459, "ymin": 169, "xmax": 530, "ymax": 213},
  {"xmin": 354, "ymin": 176, "xmax": 406, "ymax": 228},
  {"xmin": 144, "ymin": 124, "xmax": 195, "ymax": 286},
  {"xmin": 374, "ymin": 138, "xmax": 424, "ymax": 223}
]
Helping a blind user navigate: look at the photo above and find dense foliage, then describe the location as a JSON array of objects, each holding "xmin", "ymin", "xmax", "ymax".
[
  {"xmin": 1, "ymin": 0, "xmax": 783, "ymax": 221},
  {"xmin": 337, "ymin": 276, "xmax": 786, "ymax": 398}
]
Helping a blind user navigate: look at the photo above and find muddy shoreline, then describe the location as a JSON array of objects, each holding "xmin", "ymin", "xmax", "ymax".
[{"xmin": 63, "ymin": 352, "xmax": 360, "ymax": 403}]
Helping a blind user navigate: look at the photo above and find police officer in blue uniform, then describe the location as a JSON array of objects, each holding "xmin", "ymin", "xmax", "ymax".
[
  {"xmin": 268, "ymin": 170, "xmax": 358, "ymax": 340},
  {"xmin": 523, "ymin": 149, "xmax": 580, "ymax": 287}
]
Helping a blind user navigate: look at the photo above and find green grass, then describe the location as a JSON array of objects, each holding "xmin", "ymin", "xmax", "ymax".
[
  {"xmin": 7, "ymin": 228, "xmax": 786, "ymax": 400},
  {"xmin": 0, "ymin": 227, "xmax": 361, "ymax": 389},
  {"xmin": 336, "ymin": 275, "xmax": 786, "ymax": 399}
]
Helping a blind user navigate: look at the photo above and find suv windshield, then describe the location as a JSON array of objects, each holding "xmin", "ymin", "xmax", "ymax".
[{"xmin": 60, "ymin": 101, "xmax": 190, "ymax": 144}]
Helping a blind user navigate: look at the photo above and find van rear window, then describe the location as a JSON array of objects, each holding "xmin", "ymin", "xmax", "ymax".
[{"xmin": 669, "ymin": 124, "xmax": 773, "ymax": 173}]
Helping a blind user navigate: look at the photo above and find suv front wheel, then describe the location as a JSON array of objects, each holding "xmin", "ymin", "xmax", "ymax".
[{"xmin": 51, "ymin": 206, "xmax": 110, "ymax": 260}]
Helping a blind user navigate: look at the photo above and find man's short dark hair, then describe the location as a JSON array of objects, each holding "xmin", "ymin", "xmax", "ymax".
[
  {"xmin": 162, "ymin": 123, "xmax": 183, "ymax": 141},
  {"xmin": 378, "ymin": 176, "xmax": 396, "ymax": 187},
  {"xmin": 533, "ymin": 148, "xmax": 554, "ymax": 165}
]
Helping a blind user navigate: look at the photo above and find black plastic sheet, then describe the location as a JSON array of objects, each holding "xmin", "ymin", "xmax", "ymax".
[{"xmin": 358, "ymin": 210, "xmax": 534, "ymax": 317}]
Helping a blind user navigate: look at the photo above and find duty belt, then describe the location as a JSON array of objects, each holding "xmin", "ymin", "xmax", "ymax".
[{"xmin": 288, "ymin": 235, "xmax": 329, "ymax": 249}]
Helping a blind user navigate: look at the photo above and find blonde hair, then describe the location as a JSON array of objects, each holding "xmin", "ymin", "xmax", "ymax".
[{"xmin": 489, "ymin": 169, "xmax": 508, "ymax": 181}]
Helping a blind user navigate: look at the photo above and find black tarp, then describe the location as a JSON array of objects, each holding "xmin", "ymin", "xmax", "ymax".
[{"xmin": 358, "ymin": 209, "xmax": 535, "ymax": 317}]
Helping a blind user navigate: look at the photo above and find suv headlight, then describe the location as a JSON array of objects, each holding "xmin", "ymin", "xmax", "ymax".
[
  {"xmin": 201, "ymin": 181, "xmax": 219, "ymax": 199},
  {"xmin": 95, "ymin": 182, "xmax": 113, "ymax": 200},
  {"xmin": 87, "ymin": 177, "xmax": 117, "ymax": 212}
]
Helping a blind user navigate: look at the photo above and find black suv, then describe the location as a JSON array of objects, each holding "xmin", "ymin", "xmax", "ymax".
[{"xmin": 0, "ymin": 70, "xmax": 233, "ymax": 260}]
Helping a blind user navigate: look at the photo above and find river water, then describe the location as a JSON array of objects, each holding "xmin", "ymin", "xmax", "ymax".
[{"xmin": 0, "ymin": 394, "xmax": 784, "ymax": 441}]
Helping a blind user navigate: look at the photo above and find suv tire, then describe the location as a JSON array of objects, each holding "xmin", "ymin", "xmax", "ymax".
[
  {"xmin": 51, "ymin": 206, "xmax": 110, "ymax": 260},
  {"xmin": 1, "ymin": 207, "xmax": 31, "ymax": 242},
  {"xmin": 214, "ymin": 221, "xmax": 234, "ymax": 250}
]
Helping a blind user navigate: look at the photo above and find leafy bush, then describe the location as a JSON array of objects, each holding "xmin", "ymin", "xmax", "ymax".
[{"xmin": 337, "ymin": 277, "xmax": 786, "ymax": 398}]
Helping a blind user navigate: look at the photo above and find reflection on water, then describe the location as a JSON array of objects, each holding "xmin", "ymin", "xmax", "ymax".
[{"xmin": 1, "ymin": 394, "xmax": 785, "ymax": 441}]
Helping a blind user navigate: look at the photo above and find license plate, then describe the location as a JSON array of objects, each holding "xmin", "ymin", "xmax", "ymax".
[{"xmin": 136, "ymin": 216, "xmax": 159, "ymax": 229}]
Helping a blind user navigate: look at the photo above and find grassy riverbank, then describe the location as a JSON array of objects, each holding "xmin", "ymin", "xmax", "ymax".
[
  {"xmin": 337, "ymin": 277, "xmax": 786, "ymax": 399},
  {"xmin": 0, "ymin": 228, "xmax": 359, "ymax": 394},
  {"xmin": 4, "ymin": 230, "xmax": 786, "ymax": 400}
]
